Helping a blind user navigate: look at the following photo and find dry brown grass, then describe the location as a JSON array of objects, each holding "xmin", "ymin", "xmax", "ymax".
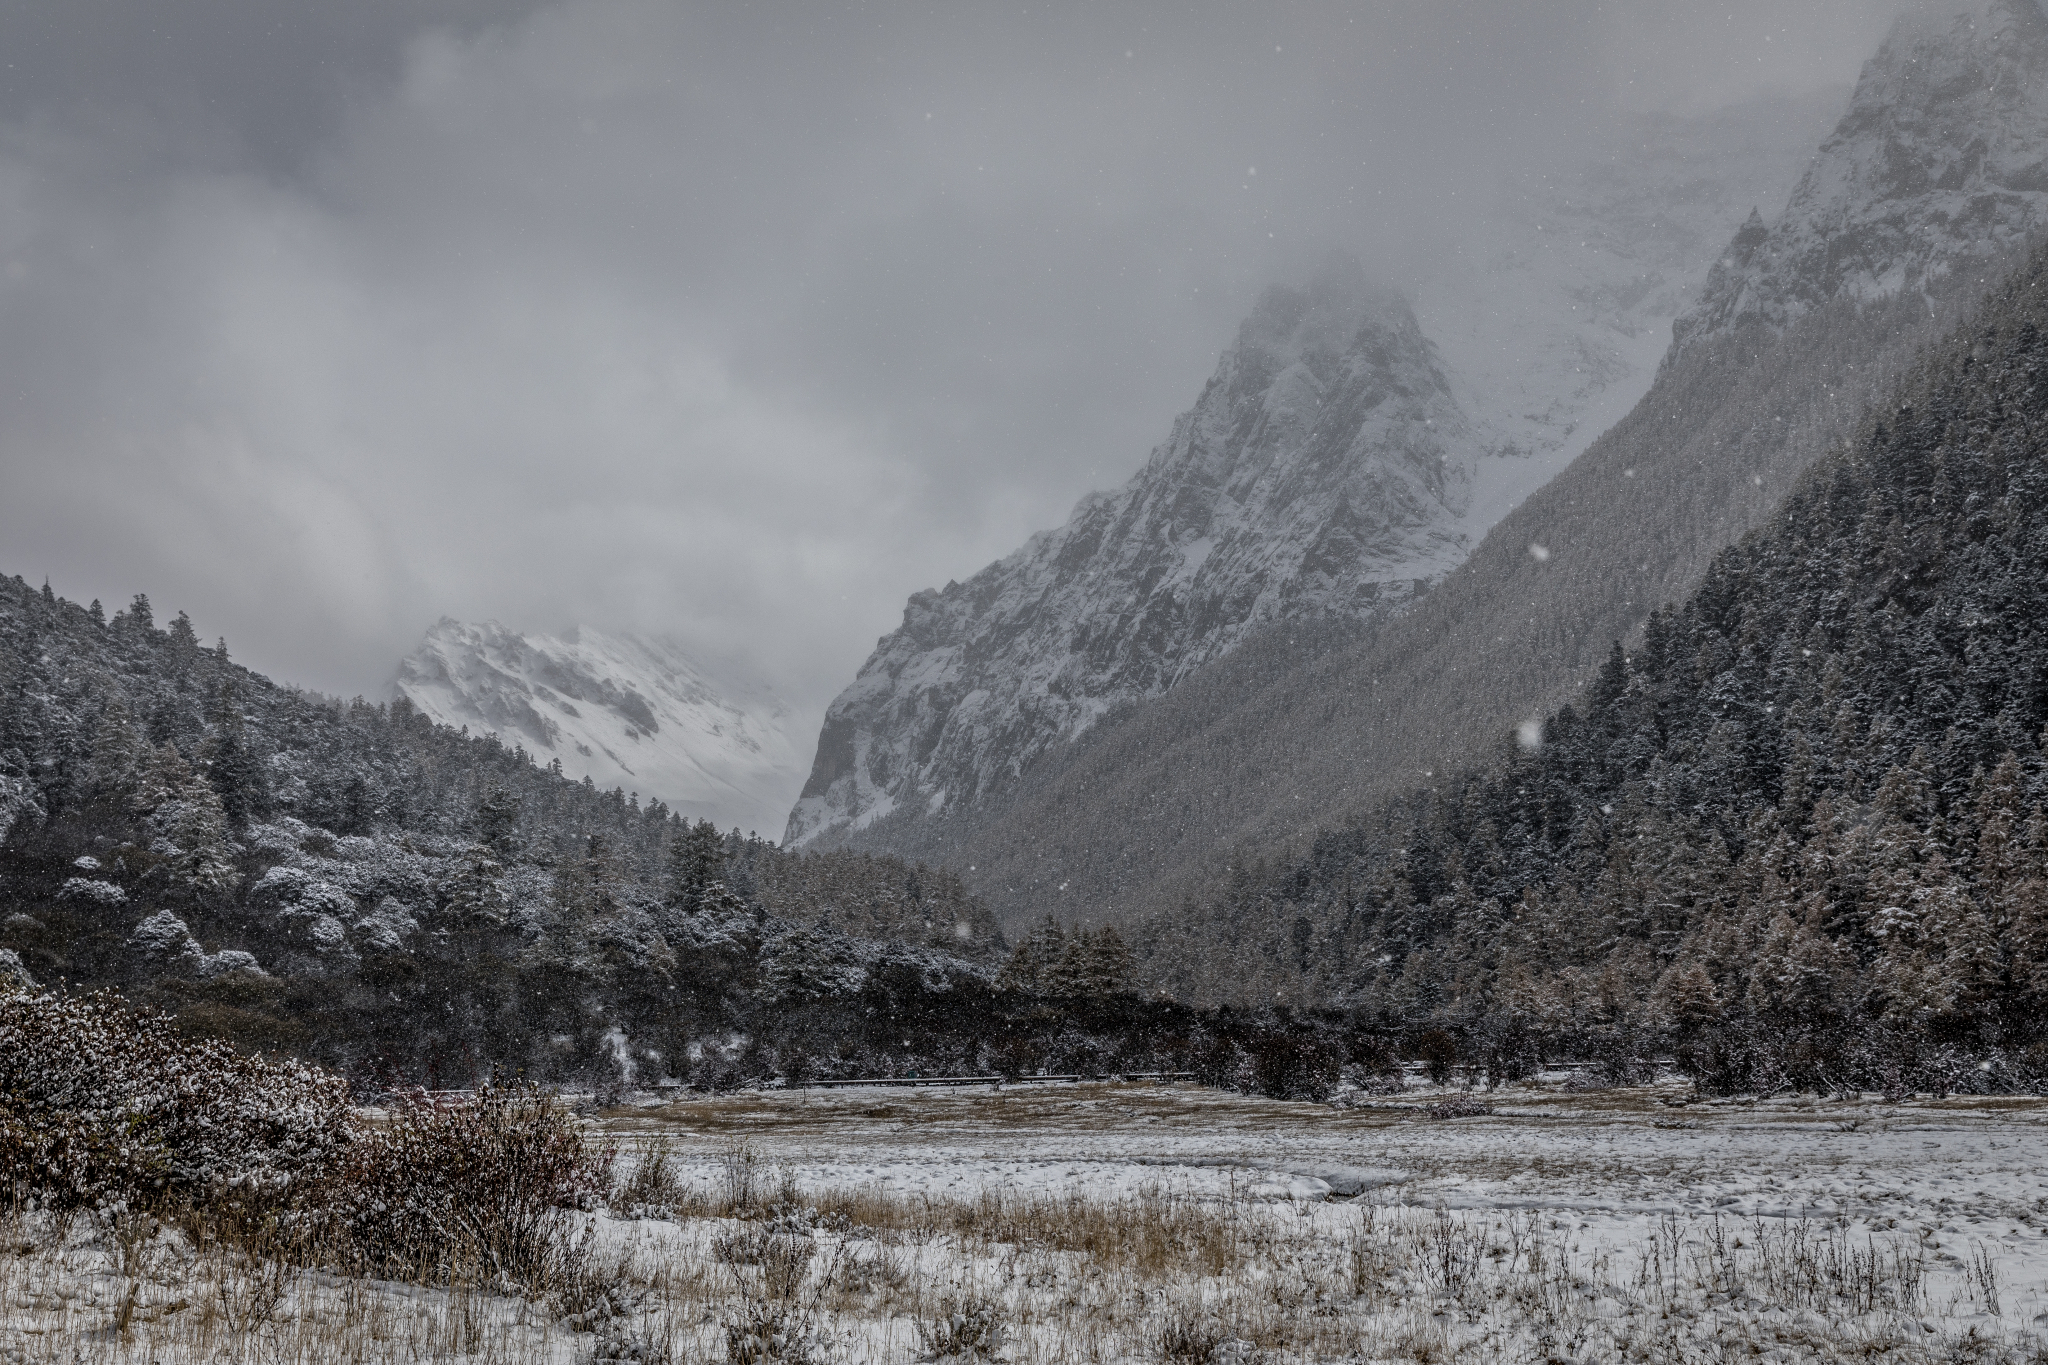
[
  {"xmin": 0, "ymin": 1149, "xmax": 2040, "ymax": 1364},
  {"xmin": 804, "ymin": 1182, "xmax": 1255, "ymax": 1279}
]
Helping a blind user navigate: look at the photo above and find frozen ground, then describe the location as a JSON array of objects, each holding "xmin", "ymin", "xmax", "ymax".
[
  {"xmin": 597, "ymin": 1072, "xmax": 2048, "ymax": 1358},
  {"xmin": 7, "ymin": 1074, "xmax": 2047, "ymax": 1362},
  {"xmin": 611, "ymin": 1072, "xmax": 2048, "ymax": 1296}
]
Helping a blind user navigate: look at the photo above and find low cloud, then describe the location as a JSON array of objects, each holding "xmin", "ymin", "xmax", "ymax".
[{"xmin": 0, "ymin": 0, "xmax": 1909, "ymax": 708}]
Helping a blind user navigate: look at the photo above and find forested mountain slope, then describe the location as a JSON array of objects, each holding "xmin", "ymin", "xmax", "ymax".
[
  {"xmin": 862, "ymin": 2, "xmax": 2048, "ymax": 929},
  {"xmin": 0, "ymin": 579, "xmax": 1002, "ymax": 1086},
  {"xmin": 1138, "ymin": 239, "xmax": 2048, "ymax": 1093}
]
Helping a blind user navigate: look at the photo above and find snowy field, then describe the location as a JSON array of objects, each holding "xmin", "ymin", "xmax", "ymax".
[{"xmin": 6, "ymin": 1074, "xmax": 2048, "ymax": 1362}]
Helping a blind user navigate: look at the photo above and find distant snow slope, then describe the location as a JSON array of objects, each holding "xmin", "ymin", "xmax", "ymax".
[
  {"xmin": 395, "ymin": 621, "xmax": 805, "ymax": 835},
  {"xmin": 1422, "ymin": 97, "xmax": 1847, "ymax": 532},
  {"xmin": 786, "ymin": 93, "xmax": 1833, "ymax": 849}
]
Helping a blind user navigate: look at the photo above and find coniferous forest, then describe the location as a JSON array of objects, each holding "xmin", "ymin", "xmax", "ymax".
[
  {"xmin": 1141, "ymin": 242, "xmax": 2048, "ymax": 1095},
  {"xmin": 0, "ymin": 583, "xmax": 1262, "ymax": 1093}
]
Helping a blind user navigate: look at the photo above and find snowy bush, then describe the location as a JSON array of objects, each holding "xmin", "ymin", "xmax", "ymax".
[
  {"xmin": 252, "ymin": 866, "xmax": 359, "ymax": 919},
  {"xmin": 318, "ymin": 1082, "xmax": 610, "ymax": 1287},
  {"xmin": 0, "ymin": 989, "xmax": 352, "ymax": 1213},
  {"xmin": 128, "ymin": 909, "xmax": 205, "ymax": 968},
  {"xmin": 56, "ymin": 876, "xmax": 127, "ymax": 906},
  {"xmin": 353, "ymin": 897, "xmax": 419, "ymax": 952},
  {"xmin": 198, "ymin": 949, "xmax": 267, "ymax": 980}
]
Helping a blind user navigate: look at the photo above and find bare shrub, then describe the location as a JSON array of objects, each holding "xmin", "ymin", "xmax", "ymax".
[
  {"xmin": 317, "ymin": 1081, "xmax": 610, "ymax": 1288},
  {"xmin": 827, "ymin": 1243, "xmax": 905, "ymax": 1294},
  {"xmin": 543, "ymin": 1220, "xmax": 651, "ymax": 1336},
  {"xmin": 719, "ymin": 1140, "xmax": 763, "ymax": 1213},
  {"xmin": 760, "ymin": 1234, "xmax": 815, "ymax": 1301},
  {"xmin": 615, "ymin": 1136, "xmax": 689, "ymax": 1219},
  {"xmin": 714, "ymin": 1218, "xmax": 815, "ymax": 1301},
  {"xmin": 1422, "ymin": 1096, "xmax": 1492, "ymax": 1120},
  {"xmin": 916, "ymin": 1293, "xmax": 1006, "ymax": 1359},
  {"xmin": 1155, "ymin": 1308, "xmax": 1259, "ymax": 1364},
  {"xmin": 725, "ymin": 1298, "xmax": 818, "ymax": 1364},
  {"xmin": 0, "ymin": 988, "xmax": 351, "ymax": 1215},
  {"xmin": 589, "ymin": 1313, "xmax": 677, "ymax": 1364}
]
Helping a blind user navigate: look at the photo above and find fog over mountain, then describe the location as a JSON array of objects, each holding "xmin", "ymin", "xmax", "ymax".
[
  {"xmin": 822, "ymin": 0, "xmax": 2048, "ymax": 926},
  {"xmin": 0, "ymin": 0, "xmax": 1908, "ymax": 732}
]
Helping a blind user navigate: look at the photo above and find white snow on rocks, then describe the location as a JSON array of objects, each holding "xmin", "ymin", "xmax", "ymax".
[
  {"xmin": 397, "ymin": 620, "xmax": 805, "ymax": 837},
  {"xmin": 786, "ymin": 96, "xmax": 1836, "ymax": 849},
  {"xmin": 1674, "ymin": 0, "xmax": 2048, "ymax": 358}
]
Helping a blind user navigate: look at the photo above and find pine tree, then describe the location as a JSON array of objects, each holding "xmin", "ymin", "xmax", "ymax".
[
  {"xmin": 442, "ymin": 843, "xmax": 509, "ymax": 926},
  {"xmin": 88, "ymin": 698, "xmax": 144, "ymax": 807},
  {"xmin": 997, "ymin": 916, "xmax": 1067, "ymax": 995},
  {"xmin": 665, "ymin": 819, "xmax": 725, "ymax": 912},
  {"xmin": 163, "ymin": 766, "xmax": 240, "ymax": 899},
  {"xmin": 201, "ymin": 667, "xmax": 263, "ymax": 828},
  {"xmin": 1083, "ymin": 925, "xmax": 1135, "ymax": 996},
  {"xmin": 475, "ymin": 783, "xmax": 523, "ymax": 857}
]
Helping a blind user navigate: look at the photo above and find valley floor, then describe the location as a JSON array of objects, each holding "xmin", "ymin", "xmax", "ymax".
[{"xmin": 7, "ymin": 1074, "xmax": 2048, "ymax": 1362}]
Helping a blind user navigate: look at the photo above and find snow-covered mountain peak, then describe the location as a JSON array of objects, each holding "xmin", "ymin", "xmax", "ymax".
[
  {"xmin": 1673, "ymin": 0, "xmax": 2048, "ymax": 354},
  {"xmin": 785, "ymin": 267, "xmax": 1480, "ymax": 848},
  {"xmin": 394, "ymin": 620, "xmax": 807, "ymax": 836},
  {"xmin": 786, "ymin": 97, "xmax": 1835, "ymax": 852},
  {"xmin": 1230, "ymin": 258, "xmax": 1393, "ymax": 364}
]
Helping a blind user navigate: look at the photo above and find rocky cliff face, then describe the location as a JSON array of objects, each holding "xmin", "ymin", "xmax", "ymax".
[
  {"xmin": 787, "ymin": 95, "xmax": 1838, "ymax": 851},
  {"xmin": 394, "ymin": 620, "xmax": 805, "ymax": 834},
  {"xmin": 788, "ymin": 268, "xmax": 1477, "ymax": 844},
  {"xmin": 1674, "ymin": 0, "xmax": 2048, "ymax": 357}
]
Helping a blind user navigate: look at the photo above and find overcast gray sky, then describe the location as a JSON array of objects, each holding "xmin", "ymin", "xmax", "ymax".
[{"xmin": 0, "ymin": 0, "xmax": 1915, "ymax": 706}]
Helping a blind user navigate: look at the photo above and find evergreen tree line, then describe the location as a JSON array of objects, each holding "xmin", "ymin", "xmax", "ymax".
[
  {"xmin": 1138, "ymin": 242, "xmax": 2048, "ymax": 1096},
  {"xmin": 0, "ymin": 577, "xmax": 1372, "ymax": 1096}
]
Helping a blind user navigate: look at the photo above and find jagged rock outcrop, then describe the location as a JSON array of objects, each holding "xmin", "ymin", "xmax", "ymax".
[
  {"xmin": 1674, "ymin": 0, "xmax": 2048, "ymax": 357},
  {"xmin": 788, "ymin": 266, "xmax": 1481, "ymax": 845}
]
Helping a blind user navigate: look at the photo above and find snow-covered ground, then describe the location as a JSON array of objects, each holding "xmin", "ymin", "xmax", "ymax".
[
  {"xmin": 9, "ymin": 1077, "xmax": 2046, "ymax": 1362},
  {"xmin": 595, "ymin": 1075, "xmax": 2048, "ymax": 1360},
  {"xmin": 617, "ymin": 1074, "xmax": 2048, "ymax": 1262}
]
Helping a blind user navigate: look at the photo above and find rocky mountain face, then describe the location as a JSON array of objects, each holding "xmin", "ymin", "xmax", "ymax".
[
  {"xmin": 1674, "ymin": 0, "xmax": 2048, "ymax": 357},
  {"xmin": 797, "ymin": 0, "xmax": 2048, "ymax": 926},
  {"xmin": 788, "ymin": 270, "xmax": 1482, "ymax": 846},
  {"xmin": 787, "ymin": 97, "xmax": 1835, "ymax": 851},
  {"xmin": 395, "ymin": 621, "xmax": 805, "ymax": 835}
]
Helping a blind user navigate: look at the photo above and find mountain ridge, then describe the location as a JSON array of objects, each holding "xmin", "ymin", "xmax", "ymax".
[
  {"xmin": 395, "ymin": 619, "xmax": 805, "ymax": 836},
  {"xmin": 788, "ymin": 266, "xmax": 1483, "ymax": 848},
  {"xmin": 788, "ymin": 98, "xmax": 1833, "ymax": 851},
  {"xmin": 815, "ymin": 0, "xmax": 2048, "ymax": 929}
]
